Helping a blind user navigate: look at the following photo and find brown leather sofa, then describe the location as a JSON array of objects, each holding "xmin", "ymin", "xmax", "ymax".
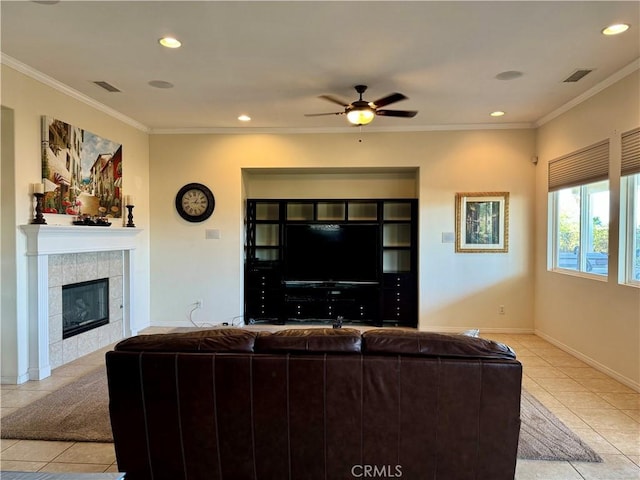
[{"xmin": 106, "ymin": 328, "xmax": 522, "ymax": 480}]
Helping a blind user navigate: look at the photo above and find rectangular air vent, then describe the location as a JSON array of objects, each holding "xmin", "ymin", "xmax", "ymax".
[
  {"xmin": 563, "ymin": 69, "xmax": 594, "ymax": 83},
  {"xmin": 93, "ymin": 81, "xmax": 121, "ymax": 92}
]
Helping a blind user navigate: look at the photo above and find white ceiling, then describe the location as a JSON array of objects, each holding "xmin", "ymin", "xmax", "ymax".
[{"xmin": 1, "ymin": 1, "xmax": 639, "ymax": 133}]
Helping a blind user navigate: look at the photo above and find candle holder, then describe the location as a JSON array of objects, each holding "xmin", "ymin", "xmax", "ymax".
[
  {"xmin": 31, "ymin": 193, "xmax": 47, "ymax": 225},
  {"xmin": 125, "ymin": 205, "xmax": 135, "ymax": 227}
]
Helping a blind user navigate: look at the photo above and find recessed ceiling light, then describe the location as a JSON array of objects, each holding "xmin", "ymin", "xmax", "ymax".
[
  {"xmin": 490, "ymin": 111, "xmax": 505, "ymax": 117},
  {"xmin": 602, "ymin": 23, "xmax": 630, "ymax": 35},
  {"xmin": 148, "ymin": 80, "xmax": 174, "ymax": 89},
  {"xmin": 238, "ymin": 115, "xmax": 251, "ymax": 122},
  {"xmin": 495, "ymin": 71, "xmax": 523, "ymax": 81},
  {"xmin": 159, "ymin": 37, "xmax": 182, "ymax": 48}
]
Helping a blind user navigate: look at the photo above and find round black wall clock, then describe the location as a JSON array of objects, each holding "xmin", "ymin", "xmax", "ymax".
[{"xmin": 175, "ymin": 183, "xmax": 215, "ymax": 222}]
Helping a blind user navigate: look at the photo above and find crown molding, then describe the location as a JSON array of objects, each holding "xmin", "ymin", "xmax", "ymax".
[
  {"xmin": 1, "ymin": 54, "xmax": 150, "ymax": 133},
  {"xmin": 149, "ymin": 122, "xmax": 535, "ymax": 135},
  {"xmin": 535, "ymin": 58, "xmax": 640, "ymax": 128}
]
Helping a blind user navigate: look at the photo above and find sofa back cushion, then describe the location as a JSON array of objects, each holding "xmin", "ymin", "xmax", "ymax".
[
  {"xmin": 114, "ymin": 328, "xmax": 261, "ymax": 353},
  {"xmin": 254, "ymin": 328, "xmax": 362, "ymax": 353},
  {"xmin": 362, "ymin": 329, "xmax": 516, "ymax": 359},
  {"xmin": 113, "ymin": 327, "xmax": 516, "ymax": 360}
]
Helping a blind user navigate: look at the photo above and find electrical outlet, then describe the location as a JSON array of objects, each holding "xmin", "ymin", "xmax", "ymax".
[
  {"xmin": 499, "ymin": 305, "xmax": 505, "ymax": 315},
  {"xmin": 195, "ymin": 299, "xmax": 203, "ymax": 309}
]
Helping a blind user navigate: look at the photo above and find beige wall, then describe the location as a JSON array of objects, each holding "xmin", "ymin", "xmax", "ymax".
[
  {"xmin": 244, "ymin": 169, "xmax": 419, "ymax": 199},
  {"xmin": 1, "ymin": 106, "xmax": 19, "ymax": 377},
  {"xmin": 0, "ymin": 65, "xmax": 151, "ymax": 383},
  {"xmin": 149, "ymin": 129, "xmax": 536, "ymax": 332},
  {"xmin": 535, "ymin": 70, "xmax": 640, "ymax": 389}
]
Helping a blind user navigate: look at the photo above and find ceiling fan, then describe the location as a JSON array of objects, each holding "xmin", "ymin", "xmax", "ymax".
[{"xmin": 305, "ymin": 85, "xmax": 418, "ymax": 126}]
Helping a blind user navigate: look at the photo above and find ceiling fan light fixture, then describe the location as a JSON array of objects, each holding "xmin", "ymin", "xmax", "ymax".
[
  {"xmin": 347, "ymin": 108, "xmax": 375, "ymax": 125},
  {"xmin": 306, "ymin": 85, "xmax": 416, "ymax": 124}
]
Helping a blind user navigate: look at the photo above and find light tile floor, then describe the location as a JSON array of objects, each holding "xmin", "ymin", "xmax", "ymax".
[{"xmin": 1, "ymin": 331, "xmax": 638, "ymax": 479}]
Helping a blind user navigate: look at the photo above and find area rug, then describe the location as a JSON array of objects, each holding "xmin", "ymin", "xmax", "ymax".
[
  {"xmin": 518, "ymin": 389, "xmax": 601, "ymax": 462},
  {"xmin": 1, "ymin": 366, "xmax": 112, "ymax": 443},
  {"xmin": 1, "ymin": 368, "xmax": 601, "ymax": 462}
]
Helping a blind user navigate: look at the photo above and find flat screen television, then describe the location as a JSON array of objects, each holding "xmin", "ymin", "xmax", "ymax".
[{"xmin": 284, "ymin": 224, "xmax": 379, "ymax": 282}]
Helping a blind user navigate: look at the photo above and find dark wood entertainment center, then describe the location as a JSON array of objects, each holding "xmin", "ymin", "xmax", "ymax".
[{"xmin": 244, "ymin": 199, "xmax": 418, "ymax": 327}]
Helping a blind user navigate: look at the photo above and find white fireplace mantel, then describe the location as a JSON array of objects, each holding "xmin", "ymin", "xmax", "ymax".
[
  {"xmin": 20, "ymin": 224, "xmax": 142, "ymax": 381},
  {"xmin": 21, "ymin": 224, "xmax": 141, "ymax": 255}
]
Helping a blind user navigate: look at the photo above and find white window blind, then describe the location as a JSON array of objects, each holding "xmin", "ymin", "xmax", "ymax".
[
  {"xmin": 621, "ymin": 127, "xmax": 640, "ymax": 177},
  {"xmin": 548, "ymin": 140, "xmax": 609, "ymax": 192}
]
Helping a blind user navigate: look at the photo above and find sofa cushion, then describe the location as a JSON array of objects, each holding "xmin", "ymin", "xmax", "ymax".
[
  {"xmin": 362, "ymin": 329, "xmax": 516, "ymax": 359},
  {"xmin": 114, "ymin": 328, "xmax": 262, "ymax": 353},
  {"xmin": 254, "ymin": 327, "xmax": 362, "ymax": 353}
]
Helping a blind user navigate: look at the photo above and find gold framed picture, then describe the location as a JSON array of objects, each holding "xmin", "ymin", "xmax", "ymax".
[{"xmin": 455, "ymin": 192, "xmax": 509, "ymax": 253}]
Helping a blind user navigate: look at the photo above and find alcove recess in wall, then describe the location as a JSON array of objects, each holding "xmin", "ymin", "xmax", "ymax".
[
  {"xmin": 242, "ymin": 167, "xmax": 419, "ymax": 200},
  {"xmin": 241, "ymin": 168, "xmax": 419, "ymax": 328}
]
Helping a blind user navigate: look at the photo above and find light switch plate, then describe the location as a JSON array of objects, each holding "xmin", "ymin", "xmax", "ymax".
[
  {"xmin": 205, "ymin": 229, "xmax": 221, "ymax": 239},
  {"xmin": 441, "ymin": 232, "xmax": 455, "ymax": 243}
]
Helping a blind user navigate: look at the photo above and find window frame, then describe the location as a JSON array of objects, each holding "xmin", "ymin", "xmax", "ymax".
[
  {"xmin": 619, "ymin": 128, "xmax": 640, "ymax": 287},
  {"xmin": 620, "ymin": 173, "xmax": 640, "ymax": 286},
  {"xmin": 548, "ymin": 180, "xmax": 610, "ymax": 279}
]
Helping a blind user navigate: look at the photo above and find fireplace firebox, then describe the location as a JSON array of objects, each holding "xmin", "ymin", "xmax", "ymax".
[{"xmin": 62, "ymin": 278, "xmax": 109, "ymax": 339}]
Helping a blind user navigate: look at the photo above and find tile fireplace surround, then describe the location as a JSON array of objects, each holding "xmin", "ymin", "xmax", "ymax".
[{"xmin": 19, "ymin": 225, "xmax": 141, "ymax": 382}]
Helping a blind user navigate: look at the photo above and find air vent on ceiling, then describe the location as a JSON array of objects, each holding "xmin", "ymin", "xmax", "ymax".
[
  {"xmin": 93, "ymin": 81, "xmax": 121, "ymax": 92},
  {"xmin": 563, "ymin": 69, "xmax": 594, "ymax": 83}
]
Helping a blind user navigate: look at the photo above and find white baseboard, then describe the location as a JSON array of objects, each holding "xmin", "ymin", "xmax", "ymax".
[
  {"xmin": 1, "ymin": 372, "xmax": 30, "ymax": 385},
  {"xmin": 535, "ymin": 329, "xmax": 640, "ymax": 393},
  {"xmin": 150, "ymin": 320, "xmax": 245, "ymax": 329},
  {"xmin": 427, "ymin": 326, "xmax": 535, "ymax": 334}
]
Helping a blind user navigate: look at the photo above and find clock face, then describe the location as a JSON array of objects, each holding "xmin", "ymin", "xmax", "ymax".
[
  {"xmin": 175, "ymin": 183, "xmax": 215, "ymax": 222},
  {"xmin": 182, "ymin": 189, "xmax": 208, "ymax": 216}
]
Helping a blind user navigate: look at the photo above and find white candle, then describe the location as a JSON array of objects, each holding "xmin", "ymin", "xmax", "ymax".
[
  {"xmin": 32, "ymin": 183, "xmax": 44, "ymax": 194},
  {"xmin": 124, "ymin": 195, "xmax": 134, "ymax": 206}
]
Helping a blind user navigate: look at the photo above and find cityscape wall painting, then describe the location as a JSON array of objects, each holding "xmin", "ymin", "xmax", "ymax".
[
  {"xmin": 41, "ymin": 116, "xmax": 122, "ymax": 219},
  {"xmin": 455, "ymin": 192, "xmax": 509, "ymax": 253}
]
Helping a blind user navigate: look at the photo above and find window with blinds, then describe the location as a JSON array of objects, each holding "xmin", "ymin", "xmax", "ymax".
[
  {"xmin": 621, "ymin": 127, "xmax": 640, "ymax": 177},
  {"xmin": 548, "ymin": 140, "xmax": 609, "ymax": 192},
  {"xmin": 548, "ymin": 140, "xmax": 610, "ymax": 277},
  {"xmin": 620, "ymin": 127, "xmax": 640, "ymax": 285}
]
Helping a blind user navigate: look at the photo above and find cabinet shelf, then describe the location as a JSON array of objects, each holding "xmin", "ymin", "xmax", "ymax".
[
  {"xmin": 317, "ymin": 202, "xmax": 346, "ymax": 221},
  {"xmin": 255, "ymin": 224, "xmax": 279, "ymax": 246},
  {"xmin": 348, "ymin": 202, "xmax": 378, "ymax": 221},
  {"xmin": 384, "ymin": 202, "xmax": 412, "ymax": 221},
  {"xmin": 255, "ymin": 202, "xmax": 280, "ymax": 221}
]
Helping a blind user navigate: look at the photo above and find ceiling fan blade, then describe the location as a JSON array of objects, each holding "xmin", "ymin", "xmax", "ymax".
[
  {"xmin": 376, "ymin": 109, "xmax": 418, "ymax": 118},
  {"xmin": 318, "ymin": 94, "xmax": 351, "ymax": 107},
  {"xmin": 371, "ymin": 92, "xmax": 407, "ymax": 108},
  {"xmin": 304, "ymin": 112, "xmax": 344, "ymax": 117}
]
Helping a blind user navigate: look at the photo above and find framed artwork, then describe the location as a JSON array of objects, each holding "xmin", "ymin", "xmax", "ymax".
[
  {"xmin": 455, "ymin": 192, "xmax": 509, "ymax": 253},
  {"xmin": 41, "ymin": 116, "xmax": 122, "ymax": 218}
]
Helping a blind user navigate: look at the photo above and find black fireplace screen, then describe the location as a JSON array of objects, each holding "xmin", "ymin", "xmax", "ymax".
[{"xmin": 62, "ymin": 278, "xmax": 109, "ymax": 339}]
